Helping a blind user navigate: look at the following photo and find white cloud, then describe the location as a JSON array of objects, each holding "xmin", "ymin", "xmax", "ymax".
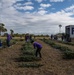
[
  {"xmin": 40, "ymin": 3, "xmax": 51, "ymax": 8},
  {"xmin": 23, "ymin": 6, "xmax": 34, "ymax": 10},
  {"xmin": 16, "ymin": 5, "xmax": 34, "ymax": 10},
  {"xmin": 14, "ymin": 3, "xmax": 34, "ymax": 11},
  {"xmin": 38, "ymin": 10, "xmax": 48, "ymax": 15},
  {"xmin": 1, "ymin": 0, "xmax": 23, "ymax": 6},
  {"xmin": 14, "ymin": 1, "xmax": 34, "ymax": 11},
  {"xmin": 65, "ymin": 5, "xmax": 74, "ymax": 12},
  {"xmin": 50, "ymin": 0, "xmax": 64, "ymax": 2},
  {"xmin": 0, "ymin": 0, "xmax": 74, "ymax": 34},
  {"xmin": 39, "ymin": 3, "xmax": 51, "ymax": 10},
  {"xmin": 24, "ymin": 2, "xmax": 33, "ymax": 5},
  {"xmin": 35, "ymin": 0, "xmax": 43, "ymax": 3}
]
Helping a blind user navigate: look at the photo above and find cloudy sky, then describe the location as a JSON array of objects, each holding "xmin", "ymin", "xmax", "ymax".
[{"xmin": 0, "ymin": 0, "xmax": 74, "ymax": 35}]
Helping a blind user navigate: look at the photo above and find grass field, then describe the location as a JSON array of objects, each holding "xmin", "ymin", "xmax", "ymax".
[{"xmin": 0, "ymin": 37, "xmax": 74, "ymax": 75}]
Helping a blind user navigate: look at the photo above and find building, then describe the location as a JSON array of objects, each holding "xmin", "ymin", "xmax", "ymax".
[{"xmin": 65, "ymin": 25, "xmax": 74, "ymax": 38}]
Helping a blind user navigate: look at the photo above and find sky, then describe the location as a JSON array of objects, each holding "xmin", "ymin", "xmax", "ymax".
[{"xmin": 0, "ymin": 0, "xmax": 74, "ymax": 35}]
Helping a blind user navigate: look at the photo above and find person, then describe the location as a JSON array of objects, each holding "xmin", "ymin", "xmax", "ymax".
[
  {"xmin": 31, "ymin": 40, "xmax": 42, "ymax": 58},
  {"xmin": 25, "ymin": 34, "xmax": 30, "ymax": 42},
  {"xmin": 25, "ymin": 34, "xmax": 27, "ymax": 42},
  {"xmin": 0, "ymin": 39, "xmax": 2, "ymax": 48},
  {"xmin": 51, "ymin": 34, "xmax": 53, "ymax": 40},
  {"xmin": 29, "ymin": 35, "xmax": 32, "ymax": 41},
  {"xmin": 6, "ymin": 33, "xmax": 12, "ymax": 47},
  {"xmin": 54, "ymin": 35, "xmax": 58, "ymax": 40}
]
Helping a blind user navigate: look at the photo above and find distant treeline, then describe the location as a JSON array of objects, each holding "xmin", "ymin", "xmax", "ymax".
[{"xmin": 1, "ymin": 33, "xmax": 49, "ymax": 37}]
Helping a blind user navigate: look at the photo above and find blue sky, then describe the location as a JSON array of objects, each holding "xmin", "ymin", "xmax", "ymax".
[{"xmin": 0, "ymin": 0, "xmax": 74, "ymax": 35}]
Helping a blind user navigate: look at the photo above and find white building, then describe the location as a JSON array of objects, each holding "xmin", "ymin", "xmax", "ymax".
[{"xmin": 65, "ymin": 25, "xmax": 74, "ymax": 38}]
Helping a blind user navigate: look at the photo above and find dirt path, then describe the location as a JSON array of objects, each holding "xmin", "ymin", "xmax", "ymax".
[
  {"xmin": 37, "ymin": 40, "xmax": 74, "ymax": 75},
  {"xmin": 0, "ymin": 40, "xmax": 74, "ymax": 75},
  {"xmin": 0, "ymin": 42, "xmax": 24, "ymax": 75}
]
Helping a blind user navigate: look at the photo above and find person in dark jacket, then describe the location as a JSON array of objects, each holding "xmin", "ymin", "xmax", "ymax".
[
  {"xmin": 31, "ymin": 40, "xmax": 42, "ymax": 58},
  {"xmin": 0, "ymin": 39, "xmax": 2, "ymax": 48},
  {"xmin": 6, "ymin": 33, "xmax": 12, "ymax": 47},
  {"xmin": 25, "ymin": 34, "xmax": 30, "ymax": 42},
  {"xmin": 51, "ymin": 34, "xmax": 53, "ymax": 40}
]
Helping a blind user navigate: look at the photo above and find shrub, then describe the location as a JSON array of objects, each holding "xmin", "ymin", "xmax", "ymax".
[
  {"xmin": 42, "ymin": 39, "xmax": 74, "ymax": 59},
  {"xmin": 19, "ymin": 63, "xmax": 43, "ymax": 68},
  {"xmin": 63, "ymin": 51, "xmax": 74, "ymax": 59},
  {"xmin": 17, "ymin": 56, "xmax": 41, "ymax": 62},
  {"xmin": 22, "ymin": 51, "xmax": 34, "ymax": 55}
]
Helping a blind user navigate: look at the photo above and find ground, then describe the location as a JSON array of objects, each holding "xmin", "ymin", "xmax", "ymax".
[{"xmin": 0, "ymin": 39, "xmax": 74, "ymax": 75}]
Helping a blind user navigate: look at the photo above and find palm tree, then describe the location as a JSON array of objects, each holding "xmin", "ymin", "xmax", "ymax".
[
  {"xmin": 59, "ymin": 24, "xmax": 62, "ymax": 34},
  {"xmin": 0, "ymin": 23, "xmax": 7, "ymax": 36},
  {"xmin": 10, "ymin": 29, "xmax": 14, "ymax": 36}
]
